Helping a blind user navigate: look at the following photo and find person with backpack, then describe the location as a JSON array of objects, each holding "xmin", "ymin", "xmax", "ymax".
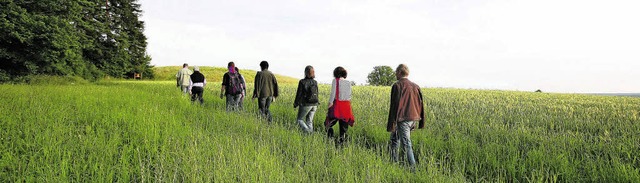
[
  {"xmin": 189, "ymin": 66, "xmax": 206, "ymax": 104},
  {"xmin": 176, "ymin": 63, "xmax": 193, "ymax": 95},
  {"xmin": 235, "ymin": 67, "xmax": 247, "ymax": 110},
  {"xmin": 252, "ymin": 61, "xmax": 279, "ymax": 122},
  {"xmin": 387, "ymin": 64, "xmax": 425, "ymax": 169},
  {"xmin": 325, "ymin": 66, "xmax": 355, "ymax": 146},
  {"xmin": 293, "ymin": 66, "xmax": 319, "ymax": 133},
  {"xmin": 220, "ymin": 62, "xmax": 245, "ymax": 111}
]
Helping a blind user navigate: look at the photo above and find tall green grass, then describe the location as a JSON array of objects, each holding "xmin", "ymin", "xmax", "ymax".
[
  {"xmin": 2, "ymin": 80, "xmax": 639, "ymax": 182},
  {"xmin": 0, "ymin": 81, "xmax": 461, "ymax": 182}
]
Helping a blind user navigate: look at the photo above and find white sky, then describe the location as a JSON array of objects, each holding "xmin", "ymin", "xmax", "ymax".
[{"xmin": 139, "ymin": 0, "xmax": 640, "ymax": 93}]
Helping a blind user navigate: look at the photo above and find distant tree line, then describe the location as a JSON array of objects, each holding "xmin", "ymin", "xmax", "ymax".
[{"xmin": 0, "ymin": 0, "xmax": 153, "ymax": 82}]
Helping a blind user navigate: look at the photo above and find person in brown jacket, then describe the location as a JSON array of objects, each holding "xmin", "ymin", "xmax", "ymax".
[{"xmin": 387, "ymin": 64, "xmax": 425, "ymax": 168}]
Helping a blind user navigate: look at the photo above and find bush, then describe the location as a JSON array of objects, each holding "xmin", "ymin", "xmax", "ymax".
[
  {"xmin": 0, "ymin": 70, "xmax": 10, "ymax": 83},
  {"xmin": 25, "ymin": 75, "xmax": 90, "ymax": 85}
]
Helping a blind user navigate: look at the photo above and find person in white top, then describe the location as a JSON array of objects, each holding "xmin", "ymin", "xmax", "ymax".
[{"xmin": 325, "ymin": 66, "xmax": 355, "ymax": 146}]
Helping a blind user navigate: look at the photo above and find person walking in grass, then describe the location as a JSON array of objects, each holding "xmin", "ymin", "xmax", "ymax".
[
  {"xmin": 220, "ymin": 62, "xmax": 245, "ymax": 111},
  {"xmin": 252, "ymin": 61, "xmax": 279, "ymax": 122},
  {"xmin": 235, "ymin": 67, "xmax": 247, "ymax": 110},
  {"xmin": 189, "ymin": 66, "xmax": 206, "ymax": 105},
  {"xmin": 325, "ymin": 66, "xmax": 355, "ymax": 145},
  {"xmin": 387, "ymin": 64, "xmax": 425, "ymax": 169},
  {"xmin": 176, "ymin": 63, "xmax": 193, "ymax": 95},
  {"xmin": 294, "ymin": 65, "xmax": 319, "ymax": 134}
]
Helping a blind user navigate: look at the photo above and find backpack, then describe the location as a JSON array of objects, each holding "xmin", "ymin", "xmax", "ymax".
[
  {"xmin": 228, "ymin": 72, "xmax": 244, "ymax": 95},
  {"xmin": 304, "ymin": 80, "xmax": 319, "ymax": 103}
]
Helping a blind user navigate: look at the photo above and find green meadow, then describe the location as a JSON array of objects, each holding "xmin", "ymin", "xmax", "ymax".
[{"xmin": 1, "ymin": 73, "xmax": 639, "ymax": 182}]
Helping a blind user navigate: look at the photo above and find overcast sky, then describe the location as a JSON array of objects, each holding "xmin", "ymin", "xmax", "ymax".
[{"xmin": 139, "ymin": 0, "xmax": 639, "ymax": 93}]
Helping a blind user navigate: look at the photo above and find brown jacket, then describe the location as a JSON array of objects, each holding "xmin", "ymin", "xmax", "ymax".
[{"xmin": 387, "ymin": 78, "xmax": 425, "ymax": 132}]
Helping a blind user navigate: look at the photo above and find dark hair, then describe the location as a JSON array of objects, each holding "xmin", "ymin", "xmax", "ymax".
[
  {"xmin": 183, "ymin": 63, "xmax": 188, "ymax": 68},
  {"xmin": 260, "ymin": 61, "xmax": 269, "ymax": 70},
  {"xmin": 304, "ymin": 65, "xmax": 315, "ymax": 79},
  {"xmin": 333, "ymin": 66, "xmax": 347, "ymax": 79},
  {"xmin": 235, "ymin": 67, "xmax": 240, "ymax": 72},
  {"xmin": 228, "ymin": 62, "xmax": 235, "ymax": 68}
]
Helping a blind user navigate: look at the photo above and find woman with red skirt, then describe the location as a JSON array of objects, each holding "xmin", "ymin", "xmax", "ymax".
[{"xmin": 325, "ymin": 66, "xmax": 355, "ymax": 145}]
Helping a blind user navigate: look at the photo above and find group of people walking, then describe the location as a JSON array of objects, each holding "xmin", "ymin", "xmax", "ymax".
[{"xmin": 176, "ymin": 61, "xmax": 425, "ymax": 168}]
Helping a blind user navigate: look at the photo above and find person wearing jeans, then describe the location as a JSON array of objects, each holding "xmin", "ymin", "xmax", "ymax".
[
  {"xmin": 294, "ymin": 66, "xmax": 319, "ymax": 133},
  {"xmin": 296, "ymin": 106, "xmax": 317, "ymax": 133},
  {"xmin": 387, "ymin": 64, "xmax": 425, "ymax": 168},
  {"xmin": 390, "ymin": 121, "xmax": 416, "ymax": 166}
]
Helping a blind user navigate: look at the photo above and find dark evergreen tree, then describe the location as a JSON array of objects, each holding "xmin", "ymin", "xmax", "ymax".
[{"xmin": 0, "ymin": 0, "xmax": 153, "ymax": 82}]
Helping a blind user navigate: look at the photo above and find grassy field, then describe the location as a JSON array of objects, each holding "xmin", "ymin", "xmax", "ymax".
[
  {"xmin": 151, "ymin": 66, "xmax": 299, "ymax": 84},
  {"xmin": 1, "ymin": 80, "xmax": 639, "ymax": 182}
]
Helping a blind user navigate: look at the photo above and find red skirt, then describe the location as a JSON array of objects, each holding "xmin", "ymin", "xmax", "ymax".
[{"xmin": 325, "ymin": 100, "xmax": 355, "ymax": 128}]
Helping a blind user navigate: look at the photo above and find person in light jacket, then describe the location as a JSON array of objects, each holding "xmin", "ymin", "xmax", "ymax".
[{"xmin": 176, "ymin": 63, "xmax": 193, "ymax": 95}]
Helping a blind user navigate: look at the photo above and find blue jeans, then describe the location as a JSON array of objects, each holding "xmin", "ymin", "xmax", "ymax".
[
  {"xmin": 390, "ymin": 121, "xmax": 416, "ymax": 167},
  {"xmin": 258, "ymin": 97, "xmax": 273, "ymax": 122},
  {"xmin": 297, "ymin": 106, "xmax": 317, "ymax": 133},
  {"xmin": 226, "ymin": 94, "xmax": 242, "ymax": 111}
]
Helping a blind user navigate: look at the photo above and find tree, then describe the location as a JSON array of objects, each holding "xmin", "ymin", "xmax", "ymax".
[
  {"xmin": 367, "ymin": 66, "xmax": 395, "ymax": 86},
  {"xmin": 0, "ymin": 0, "xmax": 153, "ymax": 82}
]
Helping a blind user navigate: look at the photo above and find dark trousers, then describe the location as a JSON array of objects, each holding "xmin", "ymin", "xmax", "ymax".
[
  {"xmin": 190, "ymin": 87, "xmax": 204, "ymax": 104},
  {"xmin": 327, "ymin": 120, "xmax": 349, "ymax": 144},
  {"xmin": 226, "ymin": 94, "xmax": 242, "ymax": 111},
  {"xmin": 258, "ymin": 97, "xmax": 273, "ymax": 122}
]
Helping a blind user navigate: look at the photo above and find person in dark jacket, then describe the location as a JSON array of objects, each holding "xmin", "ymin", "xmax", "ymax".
[
  {"xmin": 189, "ymin": 66, "xmax": 206, "ymax": 104},
  {"xmin": 252, "ymin": 61, "xmax": 279, "ymax": 122},
  {"xmin": 387, "ymin": 64, "xmax": 425, "ymax": 168},
  {"xmin": 221, "ymin": 62, "xmax": 244, "ymax": 111},
  {"xmin": 294, "ymin": 66, "xmax": 319, "ymax": 133}
]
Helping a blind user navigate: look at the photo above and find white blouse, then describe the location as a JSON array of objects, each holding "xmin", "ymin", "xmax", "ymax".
[{"xmin": 328, "ymin": 78, "xmax": 352, "ymax": 104}]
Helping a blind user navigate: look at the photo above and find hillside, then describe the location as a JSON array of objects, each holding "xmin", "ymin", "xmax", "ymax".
[
  {"xmin": 152, "ymin": 66, "xmax": 298, "ymax": 84},
  {"xmin": 1, "ymin": 81, "xmax": 639, "ymax": 182}
]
